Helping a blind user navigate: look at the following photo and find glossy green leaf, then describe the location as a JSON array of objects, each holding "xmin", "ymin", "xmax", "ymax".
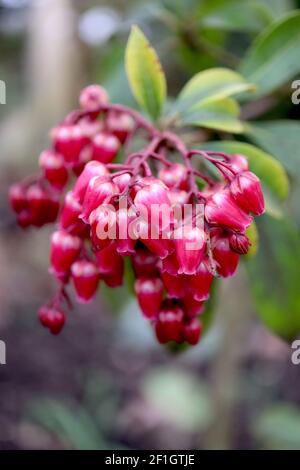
[
  {"xmin": 239, "ymin": 11, "xmax": 300, "ymax": 97},
  {"xmin": 175, "ymin": 68, "xmax": 255, "ymax": 113},
  {"xmin": 180, "ymin": 98, "xmax": 244, "ymax": 133},
  {"xmin": 202, "ymin": 141, "xmax": 289, "ymax": 208},
  {"xmin": 246, "ymin": 216, "xmax": 300, "ymax": 341},
  {"xmin": 125, "ymin": 25, "xmax": 166, "ymax": 120}
]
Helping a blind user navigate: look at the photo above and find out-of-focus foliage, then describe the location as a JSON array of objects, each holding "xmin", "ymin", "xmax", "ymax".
[{"xmin": 253, "ymin": 403, "xmax": 300, "ymax": 449}]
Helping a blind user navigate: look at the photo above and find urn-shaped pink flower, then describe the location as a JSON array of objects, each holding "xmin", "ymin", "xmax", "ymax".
[
  {"xmin": 230, "ymin": 171, "xmax": 265, "ymax": 215},
  {"xmin": 205, "ymin": 189, "xmax": 252, "ymax": 232}
]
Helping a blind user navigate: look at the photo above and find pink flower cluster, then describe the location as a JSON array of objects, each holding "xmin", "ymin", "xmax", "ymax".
[{"xmin": 9, "ymin": 85, "xmax": 264, "ymax": 346}]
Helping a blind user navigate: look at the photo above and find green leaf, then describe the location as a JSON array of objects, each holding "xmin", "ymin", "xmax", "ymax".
[
  {"xmin": 239, "ymin": 11, "xmax": 300, "ymax": 97},
  {"xmin": 246, "ymin": 216, "xmax": 300, "ymax": 341},
  {"xmin": 200, "ymin": 0, "xmax": 272, "ymax": 32},
  {"xmin": 180, "ymin": 98, "xmax": 245, "ymax": 133},
  {"xmin": 246, "ymin": 120, "xmax": 300, "ymax": 226},
  {"xmin": 201, "ymin": 141, "xmax": 289, "ymax": 210},
  {"xmin": 175, "ymin": 68, "xmax": 255, "ymax": 113},
  {"xmin": 125, "ymin": 25, "xmax": 166, "ymax": 120},
  {"xmin": 245, "ymin": 120, "xmax": 300, "ymax": 176},
  {"xmin": 245, "ymin": 221, "xmax": 259, "ymax": 258}
]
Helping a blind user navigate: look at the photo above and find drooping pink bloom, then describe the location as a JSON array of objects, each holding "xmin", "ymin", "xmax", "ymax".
[
  {"xmin": 205, "ymin": 188, "xmax": 252, "ymax": 232},
  {"xmin": 155, "ymin": 304, "xmax": 184, "ymax": 343},
  {"xmin": 38, "ymin": 306, "xmax": 65, "ymax": 335},
  {"xmin": 181, "ymin": 293, "xmax": 204, "ymax": 318},
  {"xmin": 91, "ymin": 132, "xmax": 120, "ymax": 164},
  {"xmin": 52, "ymin": 124, "xmax": 89, "ymax": 167},
  {"xmin": 27, "ymin": 185, "xmax": 60, "ymax": 226},
  {"xmin": 134, "ymin": 277, "xmax": 164, "ymax": 318},
  {"xmin": 39, "ymin": 150, "xmax": 68, "ymax": 190},
  {"xmin": 230, "ymin": 170, "xmax": 265, "ymax": 215},
  {"xmin": 174, "ymin": 225, "xmax": 206, "ymax": 275},
  {"xmin": 9, "ymin": 183, "xmax": 28, "ymax": 214},
  {"xmin": 71, "ymin": 260, "xmax": 100, "ymax": 303},
  {"xmin": 106, "ymin": 111, "xmax": 135, "ymax": 143},
  {"xmin": 81, "ymin": 176, "xmax": 118, "ymax": 223},
  {"xmin": 73, "ymin": 160, "xmax": 109, "ymax": 203},
  {"xmin": 50, "ymin": 230, "xmax": 82, "ymax": 277},
  {"xmin": 212, "ymin": 233, "xmax": 239, "ymax": 278},
  {"xmin": 189, "ymin": 261, "xmax": 213, "ymax": 301},
  {"xmin": 184, "ymin": 318, "xmax": 202, "ymax": 345},
  {"xmin": 132, "ymin": 248, "xmax": 158, "ymax": 278},
  {"xmin": 161, "ymin": 271, "xmax": 187, "ymax": 299}
]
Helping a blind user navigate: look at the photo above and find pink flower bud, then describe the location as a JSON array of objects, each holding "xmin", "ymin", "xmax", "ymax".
[
  {"xmin": 189, "ymin": 261, "xmax": 213, "ymax": 301},
  {"xmin": 212, "ymin": 234, "xmax": 239, "ymax": 278},
  {"xmin": 96, "ymin": 242, "xmax": 124, "ymax": 287},
  {"xmin": 160, "ymin": 252, "xmax": 180, "ymax": 275},
  {"xmin": 50, "ymin": 230, "xmax": 81, "ymax": 277},
  {"xmin": 71, "ymin": 260, "xmax": 100, "ymax": 303},
  {"xmin": 52, "ymin": 124, "xmax": 89, "ymax": 167},
  {"xmin": 181, "ymin": 293, "xmax": 204, "ymax": 318},
  {"xmin": 158, "ymin": 163, "xmax": 188, "ymax": 190},
  {"xmin": 9, "ymin": 183, "xmax": 28, "ymax": 213},
  {"xmin": 184, "ymin": 318, "xmax": 202, "ymax": 345},
  {"xmin": 72, "ymin": 144, "xmax": 92, "ymax": 177},
  {"xmin": 113, "ymin": 172, "xmax": 132, "ymax": 193},
  {"xmin": 106, "ymin": 112, "xmax": 135, "ymax": 143},
  {"xmin": 229, "ymin": 154, "xmax": 249, "ymax": 173},
  {"xmin": 229, "ymin": 232, "xmax": 250, "ymax": 255},
  {"xmin": 155, "ymin": 304, "xmax": 184, "ymax": 343},
  {"xmin": 89, "ymin": 205, "xmax": 117, "ymax": 251},
  {"xmin": 174, "ymin": 225, "xmax": 206, "ymax": 275},
  {"xmin": 17, "ymin": 210, "xmax": 32, "ymax": 228},
  {"xmin": 91, "ymin": 132, "xmax": 120, "ymax": 164},
  {"xmin": 96, "ymin": 242, "xmax": 123, "ymax": 276},
  {"xmin": 79, "ymin": 84, "xmax": 109, "ymax": 111},
  {"xmin": 161, "ymin": 271, "xmax": 187, "ymax": 299},
  {"xmin": 81, "ymin": 176, "xmax": 118, "ymax": 223},
  {"xmin": 115, "ymin": 208, "xmax": 136, "ymax": 255},
  {"xmin": 230, "ymin": 171, "xmax": 265, "ymax": 215},
  {"xmin": 205, "ymin": 189, "xmax": 252, "ymax": 232},
  {"xmin": 136, "ymin": 219, "xmax": 173, "ymax": 259},
  {"xmin": 27, "ymin": 185, "xmax": 59, "ymax": 226},
  {"xmin": 60, "ymin": 191, "xmax": 82, "ymax": 231},
  {"xmin": 132, "ymin": 248, "xmax": 158, "ymax": 278},
  {"xmin": 102, "ymin": 269, "xmax": 124, "ymax": 288},
  {"xmin": 134, "ymin": 277, "xmax": 164, "ymax": 318},
  {"xmin": 73, "ymin": 160, "xmax": 109, "ymax": 203},
  {"xmin": 38, "ymin": 306, "xmax": 65, "ymax": 335},
  {"xmin": 39, "ymin": 150, "xmax": 68, "ymax": 190}
]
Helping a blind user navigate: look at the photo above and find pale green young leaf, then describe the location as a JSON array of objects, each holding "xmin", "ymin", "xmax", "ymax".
[{"xmin": 125, "ymin": 25, "xmax": 166, "ymax": 120}]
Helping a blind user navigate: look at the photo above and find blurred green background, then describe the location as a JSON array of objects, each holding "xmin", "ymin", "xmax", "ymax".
[{"xmin": 0, "ymin": 0, "xmax": 300, "ymax": 450}]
